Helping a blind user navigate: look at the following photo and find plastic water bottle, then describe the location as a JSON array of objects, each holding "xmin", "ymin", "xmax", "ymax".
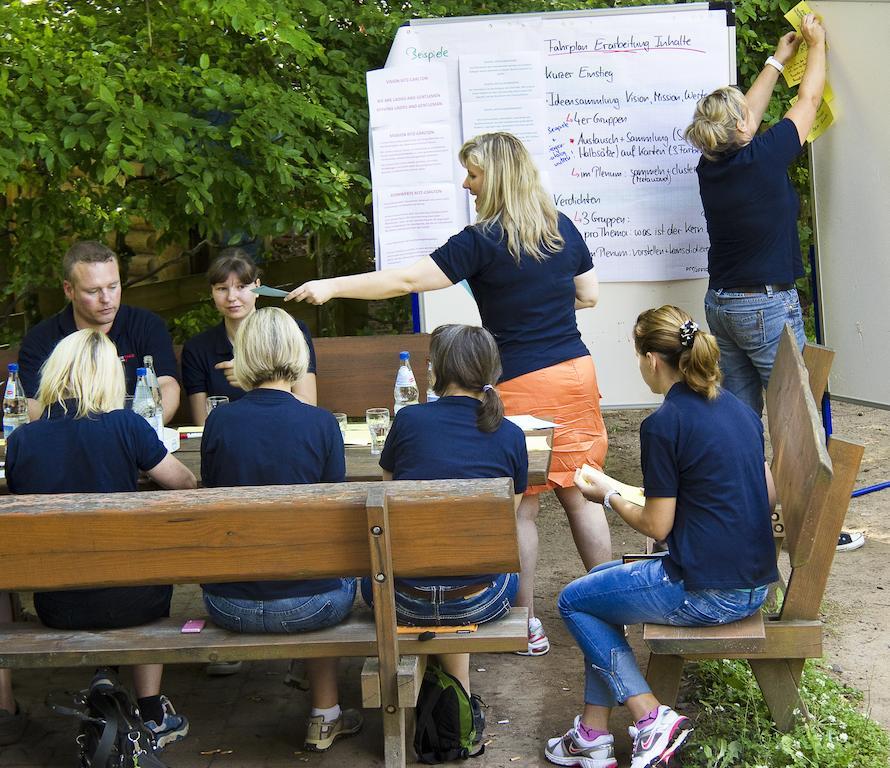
[
  {"xmin": 133, "ymin": 367, "xmax": 163, "ymax": 438},
  {"xmin": 2, "ymin": 363, "xmax": 29, "ymax": 439},
  {"xmin": 393, "ymin": 351, "xmax": 419, "ymax": 413},
  {"xmin": 426, "ymin": 358, "xmax": 438, "ymax": 403},
  {"xmin": 143, "ymin": 355, "xmax": 162, "ymax": 406}
]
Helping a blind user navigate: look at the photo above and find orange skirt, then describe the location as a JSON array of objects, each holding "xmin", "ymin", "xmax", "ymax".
[{"xmin": 498, "ymin": 356, "xmax": 608, "ymax": 494}]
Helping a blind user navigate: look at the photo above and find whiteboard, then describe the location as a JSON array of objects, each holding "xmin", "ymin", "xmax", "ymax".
[
  {"xmin": 810, "ymin": 1, "xmax": 890, "ymax": 408},
  {"xmin": 380, "ymin": 4, "xmax": 736, "ymax": 407}
]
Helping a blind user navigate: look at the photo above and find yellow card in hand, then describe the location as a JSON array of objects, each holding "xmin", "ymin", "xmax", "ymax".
[{"xmin": 580, "ymin": 464, "xmax": 645, "ymax": 507}]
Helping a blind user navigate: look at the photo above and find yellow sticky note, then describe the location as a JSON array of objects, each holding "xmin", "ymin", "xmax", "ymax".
[
  {"xmin": 822, "ymin": 79, "xmax": 835, "ymax": 103},
  {"xmin": 789, "ymin": 95, "xmax": 836, "ymax": 142},
  {"xmin": 784, "ymin": 1, "xmax": 814, "ymax": 31},
  {"xmin": 783, "ymin": 43, "xmax": 808, "ymax": 87}
]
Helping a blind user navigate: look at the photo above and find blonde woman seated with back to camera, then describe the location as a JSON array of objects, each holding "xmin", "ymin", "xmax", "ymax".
[
  {"xmin": 2, "ymin": 328, "xmax": 196, "ymax": 749},
  {"xmin": 198, "ymin": 307, "xmax": 360, "ymax": 754}
]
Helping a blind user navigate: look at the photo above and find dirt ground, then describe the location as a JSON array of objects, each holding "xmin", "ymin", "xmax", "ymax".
[{"xmin": 1, "ymin": 400, "xmax": 887, "ymax": 767}]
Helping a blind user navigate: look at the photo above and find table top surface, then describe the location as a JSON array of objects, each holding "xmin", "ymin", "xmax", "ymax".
[{"xmin": 0, "ymin": 429, "xmax": 552, "ymax": 492}]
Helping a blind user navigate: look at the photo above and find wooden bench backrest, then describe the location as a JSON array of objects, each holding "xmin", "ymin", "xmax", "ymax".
[
  {"xmin": 0, "ymin": 478, "xmax": 517, "ymax": 592},
  {"xmin": 314, "ymin": 334, "xmax": 431, "ymax": 417},
  {"xmin": 765, "ymin": 328, "xmax": 833, "ymax": 568}
]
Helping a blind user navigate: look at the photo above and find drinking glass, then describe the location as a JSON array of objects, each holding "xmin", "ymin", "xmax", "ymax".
[
  {"xmin": 206, "ymin": 396, "xmax": 229, "ymax": 415},
  {"xmin": 365, "ymin": 408, "xmax": 390, "ymax": 456},
  {"xmin": 333, "ymin": 413, "xmax": 348, "ymax": 441}
]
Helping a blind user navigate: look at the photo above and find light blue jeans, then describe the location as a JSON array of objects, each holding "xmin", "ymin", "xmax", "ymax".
[
  {"xmin": 704, "ymin": 286, "xmax": 806, "ymax": 416},
  {"xmin": 203, "ymin": 578, "xmax": 356, "ymax": 633},
  {"xmin": 360, "ymin": 573, "xmax": 518, "ymax": 627},
  {"xmin": 558, "ymin": 559, "xmax": 767, "ymax": 707}
]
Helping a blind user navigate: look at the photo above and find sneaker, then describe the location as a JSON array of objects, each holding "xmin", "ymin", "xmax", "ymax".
[
  {"xmin": 304, "ymin": 708, "xmax": 363, "ymax": 752},
  {"xmin": 470, "ymin": 694, "xmax": 486, "ymax": 744},
  {"xmin": 516, "ymin": 616, "xmax": 550, "ymax": 656},
  {"xmin": 143, "ymin": 695, "xmax": 189, "ymax": 749},
  {"xmin": 545, "ymin": 715, "xmax": 618, "ymax": 768},
  {"xmin": 628, "ymin": 705, "xmax": 692, "ymax": 768},
  {"xmin": 837, "ymin": 531, "xmax": 865, "ymax": 552},
  {"xmin": 205, "ymin": 660, "xmax": 243, "ymax": 676},
  {"xmin": 0, "ymin": 702, "xmax": 28, "ymax": 746}
]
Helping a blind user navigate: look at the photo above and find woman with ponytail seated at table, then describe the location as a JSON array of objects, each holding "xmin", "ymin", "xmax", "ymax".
[
  {"xmin": 546, "ymin": 306, "xmax": 778, "ymax": 768},
  {"xmin": 364, "ymin": 324, "xmax": 527, "ymax": 742}
]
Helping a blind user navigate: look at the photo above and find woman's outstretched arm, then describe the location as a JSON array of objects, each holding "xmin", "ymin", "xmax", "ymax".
[{"xmin": 285, "ymin": 256, "xmax": 452, "ymax": 305}]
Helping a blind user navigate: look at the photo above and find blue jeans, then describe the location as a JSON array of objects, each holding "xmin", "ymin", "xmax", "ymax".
[
  {"xmin": 203, "ymin": 578, "xmax": 356, "ymax": 633},
  {"xmin": 558, "ymin": 559, "xmax": 767, "ymax": 707},
  {"xmin": 360, "ymin": 573, "xmax": 518, "ymax": 626},
  {"xmin": 704, "ymin": 286, "xmax": 806, "ymax": 415}
]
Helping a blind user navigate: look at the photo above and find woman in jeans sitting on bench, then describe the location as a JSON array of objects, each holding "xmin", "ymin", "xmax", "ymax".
[
  {"xmin": 546, "ymin": 306, "xmax": 778, "ymax": 768},
  {"xmin": 199, "ymin": 307, "xmax": 360, "ymax": 753},
  {"xmin": 364, "ymin": 324, "xmax": 527, "ymax": 739},
  {"xmin": 3, "ymin": 329, "xmax": 196, "ymax": 748}
]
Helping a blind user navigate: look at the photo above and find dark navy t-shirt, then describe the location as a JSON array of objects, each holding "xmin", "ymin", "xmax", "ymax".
[
  {"xmin": 18, "ymin": 304, "xmax": 178, "ymax": 399},
  {"xmin": 380, "ymin": 396, "xmax": 528, "ymax": 588},
  {"xmin": 6, "ymin": 403, "xmax": 167, "ymax": 494},
  {"xmin": 6, "ymin": 403, "xmax": 169, "ymax": 608},
  {"xmin": 697, "ymin": 118, "xmax": 804, "ymax": 288},
  {"xmin": 640, "ymin": 383, "xmax": 778, "ymax": 590},
  {"xmin": 181, "ymin": 318, "xmax": 317, "ymax": 400},
  {"xmin": 200, "ymin": 387, "xmax": 345, "ymax": 600},
  {"xmin": 431, "ymin": 213, "xmax": 592, "ymax": 382}
]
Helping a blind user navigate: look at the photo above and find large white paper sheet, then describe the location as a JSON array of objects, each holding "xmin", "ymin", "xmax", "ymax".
[
  {"xmin": 376, "ymin": 186, "xmax": 457, "ymax": 270},
  {"xmin": 371, "ymin": 123, "xmax": 454, "ymax": 187},
  {"xmin": 367, "ymin": 65, "xmax": 451, "ymax": 128}
]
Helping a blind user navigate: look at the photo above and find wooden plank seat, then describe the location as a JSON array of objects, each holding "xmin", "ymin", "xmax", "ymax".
[
  {"xmin": 0, "ymin": 478, "xmax": 528, "ymax": 768},
  {"xmin": 643, "ymin": 328, "xmax": 863, "ymax": 731}
]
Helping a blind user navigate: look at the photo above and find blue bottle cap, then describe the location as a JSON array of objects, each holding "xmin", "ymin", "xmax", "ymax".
[
  {"xmin": 7, "ymin": 363, "xmax": 18, "ymax": 373},
  {"xmin": 400, "ymin": 351, "xmax": 409, "ymax": 360},
  {"xmin": 136, "ymin": 367, "xmax": 147, "ymax": 376}
]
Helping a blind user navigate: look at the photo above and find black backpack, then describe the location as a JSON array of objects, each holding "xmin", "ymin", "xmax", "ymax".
[
  {"xmin": 48, "ymin": 669, "xmax": 169, "ymax": 768},
  {"xmin": 413, "ymin": 662, "xmax": 485, "ymax": 764}
]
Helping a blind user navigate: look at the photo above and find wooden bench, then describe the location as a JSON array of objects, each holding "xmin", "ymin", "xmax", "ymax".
[
  {"xmin": 0, "ymin": 478, "xmax": 527, "ymax": 767},
  {"xmin": 643, "ymin": 327, "xmax": 863, "ymax": 731}
]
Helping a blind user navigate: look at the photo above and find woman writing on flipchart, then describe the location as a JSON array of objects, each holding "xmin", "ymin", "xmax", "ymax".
[{"xmin": 286, "ymin": 132, "xmax": 610, "ymax": 657}]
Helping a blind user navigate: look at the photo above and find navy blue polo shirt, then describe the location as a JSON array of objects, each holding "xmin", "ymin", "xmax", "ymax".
[
  {"xmin": 431, "ymin": 213, "xmax": 592, "ymax": 383},
  {"xmin": 6, "ymin": 402, "xmax": 169, "ymax": 609},
  {"xmin": 6, "ymin": 401, "xmax": 167, "ymax": 494},
  {"xmin": 380, "ymin": 396, "xmax": 528, "ymax": 588},
  {"xmin": 181, "ymin": 318, "xmax": 317, "ymax": 401},
  {"xmin": 640, "ymin": 382, "xmax": 779, "ymax": 590},
  {"xmin": 200, "ymin": 387, "xmax": 345, "ymax": 600},
  {"xmin": 18, "ymin": 304, "xmax": 178, "ymax": 399},
  {"xmin": 697, "ymin": 118, "xmax": 804, "ymax": 288}
]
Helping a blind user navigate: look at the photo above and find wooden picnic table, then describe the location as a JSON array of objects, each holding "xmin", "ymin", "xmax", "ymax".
[{"xmin": 0, "ymin": 428, "xmax": 552, "ymax": 492}]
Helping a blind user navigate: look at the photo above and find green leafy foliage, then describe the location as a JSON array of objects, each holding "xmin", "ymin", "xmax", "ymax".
[
  {"xmin": 685, "ymin": 660, "xmax": 890, "ymax": 767},
  {"xmin": 0, "ymin": 0, "xmax": 367, "ymax": 322},
  {"xmin": 1, "ymin": 0, "xmax": 819, "ymax": 338},
  {"xmin": 169, "ymin": 300, "xmax": 219, "ymax": 344}
]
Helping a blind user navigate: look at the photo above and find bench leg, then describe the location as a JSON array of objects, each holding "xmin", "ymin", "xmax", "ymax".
[
  {"xmin": 749, "ymin": 658, "xmax": 808, "ymax": 731},
  {"xmin": 383, "ymin": 706, "xmax": 407, "ymax": 768},
  {"xmin": 645, "ymin": 653, "xmax": 684, "ymax": 707}
]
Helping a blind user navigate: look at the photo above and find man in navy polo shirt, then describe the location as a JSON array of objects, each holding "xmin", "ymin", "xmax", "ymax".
[{"xmin": 19, "ymin": 241, "xmax": 180, "ymax": 423}]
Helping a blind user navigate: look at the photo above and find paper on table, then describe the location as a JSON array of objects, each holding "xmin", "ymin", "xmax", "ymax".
[
  {"xmin": 581, "ymin": 464, "xmax": 646, "ymax": 507},
  {"xmin": 506, "ymin": 414, "xmax": 559, "ymax": 431},
  {"xmin": 251, "ymin": 285, "xmax": 290, "ymax": 298}
]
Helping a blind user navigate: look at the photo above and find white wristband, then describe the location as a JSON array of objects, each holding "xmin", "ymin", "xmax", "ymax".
[{"xmin": 766, "ymin": 55, "xmax": 785, "ymax": 73}]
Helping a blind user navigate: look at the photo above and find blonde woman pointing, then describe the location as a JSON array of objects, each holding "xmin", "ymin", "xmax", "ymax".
[{"xmin": 287, "ymin": 132, "xmax": 610, "ymax": 655}]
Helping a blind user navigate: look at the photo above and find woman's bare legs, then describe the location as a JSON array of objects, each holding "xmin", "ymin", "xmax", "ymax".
[
  {"xmin": 554, "ymin": 486, "xmax": 612, "ymax": 570},
  {"xmin": 515, "ymin": 494, "xmax": 541, "ymax": 619},
  {"xmin": 306, "ymin": 658, "xmax": 339, "ymax": 709}
]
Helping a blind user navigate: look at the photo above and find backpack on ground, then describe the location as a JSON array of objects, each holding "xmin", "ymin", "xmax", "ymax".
[
  {"xmin": 413, "ymin": 662, "xmax": 485, "ymax": 764},
  {"xmin": 48, "ymin": 669, "xmax": 169, "ymax": 768}
]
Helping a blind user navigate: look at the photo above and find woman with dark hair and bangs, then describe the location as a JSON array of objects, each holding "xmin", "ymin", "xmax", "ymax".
[
  {"xmin": 288, "ymin": 133, "xmax": 611, "ymax": 656},
  {"xmin": 181, "ymin": 248, "xmax": 318, "ymax": 425}
]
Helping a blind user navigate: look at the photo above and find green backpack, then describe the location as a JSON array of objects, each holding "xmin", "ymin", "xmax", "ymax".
[{"xmin": 414, "ymin": 662, "xmax": 485, "ymax": 764}]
